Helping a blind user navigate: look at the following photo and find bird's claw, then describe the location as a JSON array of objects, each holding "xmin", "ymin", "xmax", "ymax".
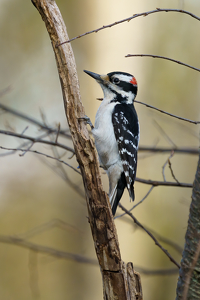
[{"xmin": 78, "ymin": 115, "xmax": 94, "ymax": 129}]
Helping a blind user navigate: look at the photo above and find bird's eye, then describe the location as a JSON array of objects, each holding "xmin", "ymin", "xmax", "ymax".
[{"xmin": 113, "ymin": 78, "xmax": 120, "ymax": 84}]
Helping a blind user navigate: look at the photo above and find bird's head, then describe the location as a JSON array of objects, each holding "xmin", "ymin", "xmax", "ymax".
[{"xmin": 84, "ymin": 70, "xmax": 138, "ymax": 104}]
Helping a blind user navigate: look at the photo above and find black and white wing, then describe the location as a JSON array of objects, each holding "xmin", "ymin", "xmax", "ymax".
[{"xmin": 112, "ymin": 103, "xmax": 139, "ymax": 201}]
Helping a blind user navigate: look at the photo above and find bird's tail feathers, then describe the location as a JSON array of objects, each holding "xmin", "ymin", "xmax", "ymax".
[
  {"xmin": 109, "ymin": 175, "xmax": 134, "ymax": 216},
  {"xmin": 128, "ymin": 184, "xmax": 135, "ymax": 202},
  {"xmin": 109, "ymin": 185, "xmax": 117, "ymax": 211}
]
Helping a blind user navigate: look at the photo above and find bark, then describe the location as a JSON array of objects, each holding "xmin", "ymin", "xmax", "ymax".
[
  {"xmin": 31, "ymin": 1, "xmax": 142, "ymax": 299},
  {"xmin": 176, "ymin": 154, "xmax": 200, "ymax": 300}
]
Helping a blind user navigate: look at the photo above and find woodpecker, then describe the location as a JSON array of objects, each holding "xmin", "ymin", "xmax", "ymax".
[{"xmin": 84, "ymin": 70, "xmax": 139, "ymax": 216}]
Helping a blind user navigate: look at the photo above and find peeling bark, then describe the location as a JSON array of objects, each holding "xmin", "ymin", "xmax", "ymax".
[{"xmin": 31, "ymin": 1, "xmax": 142, "ymax": 299}]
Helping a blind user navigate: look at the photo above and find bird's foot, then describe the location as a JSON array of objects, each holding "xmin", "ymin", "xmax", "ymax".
[{"xmin": 78, "ymin": 115, "xmax": 94, "ymax": 129}]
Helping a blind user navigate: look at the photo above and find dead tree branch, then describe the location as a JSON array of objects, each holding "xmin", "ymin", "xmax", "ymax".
[
  {"xmin": 0, "ymin": 102, "xmax": 71, "ymax": 139},
  {"xmin": 138, "ymin": 146, "xmax": 199, "ymax": 155},
  {"xmin": 135, "ymin": 177, "xmax": 192, "ymax": 188},
  {"xmin": 0, "ymin": 234, "xmax": 97, "ymax": 265},
  {"xmin": 0, "ymin": 144, "xmax": 193, "ymax": 189},
  {"xmin": 134, "ymin": 100, "xmax": 200, "ymax": 125},
  {"xmin": 31, "ymin": 0, "xmax": 142, "ymax": 299},
  {"xmin": 119, "ymin": 204, "xmax": 181, "ymax": 269},
  {"xmin": 0, "ymin": 233, "xmax": 179, "ymax": 276},
  {"xmin": 125, "ymin": 54, "xmax": 200, "ymax": 73},
  {"xmin": 57, "ymin": 8, "xmax": 200, "ymax": 45},
  {"xmin": 0, "ymin": 129, "xmax": 74, "ymax": 153},
  {"xmin": 0, "ymin": 146, "xmax": 81, "ymax": 174},
  {"xmin": 115, "ymin": 185, "xmax": 155, "ymax": 219}
]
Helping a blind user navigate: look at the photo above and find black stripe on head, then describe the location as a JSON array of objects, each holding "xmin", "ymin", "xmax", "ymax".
[{"xmin": 107, "ymin": 71, "xmax": 138, "ymax": 97}]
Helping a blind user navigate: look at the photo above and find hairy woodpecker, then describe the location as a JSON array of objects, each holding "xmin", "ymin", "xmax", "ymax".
[{"xmin": 84, "ymin": 70, "xmax": 139, "ymax": 215}]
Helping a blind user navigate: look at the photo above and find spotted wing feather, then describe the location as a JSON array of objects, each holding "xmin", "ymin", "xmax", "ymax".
[{"xmin": 112, "ymin": 103, "xmax": 139, "ymax": 201}]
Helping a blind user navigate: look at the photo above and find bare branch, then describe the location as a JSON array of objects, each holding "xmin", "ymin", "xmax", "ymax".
[
  {"xmin": 57, "ymin": 8, "xmax": 200, "ymax": 46},
  {"xmin": 119, "ymin": 203, "xmax": 181, "ymax": 269},
  {"xmin": 46, "ymin": 125, "xmax": 84, "ymax": 193},
  {"xmin": 130, "ymin": 186, "xmax": 154, "ymax": 210},
  {"xmin": 136, "ymin": 177, "xmax": 192, "ymax": 188},
  {"xmin": 162, "ymin": 152, "xmax": 175, "ymax": 182},
  {"xmin": 122, "ymin": 217, "xmax": 183, "ymax": 255},
  {"xmin": 1, "ymin": 141, "xmax": 192, "ymax": 189},
  {"xmin": 138, "ymin": 146, "xmax": 199, "ymax": 155},
  {"xmin": 126, "ymin": 54, "xmax": 200, "ymax": 73},
  {"xmin": 1, "ymin": 142, "xmax": 192, "ymax": 188},
  {"xmin": 153, "ymin": 120, "xmax": 177, "ymax": 148},
  {"xmin": 135, "ymin": 266, "xmax": 179, "ymax": 276},
  {"xmin": 21, "ymin": 126, "xmax": 29, "ymax": 136},
  {"xmin": 168, "ymin": 154, "xmax": 180, "ymax": 184},
  {"xmin": 0, "ymin": 233, "xmax": 181, "ymax": 275},
  {"xmin": 135, "ymin": 100, "xmax": 200, "ymax": 125},
  {"xmin": 0, "ymin": 234, "xmax": 97, "ymax": 265},
  {"xmin": 19, "ymin": 142, "xmax": 34, "ymax": 157},
  {"xmin": 0, "ymin": 129, "xmax": 75, "ymax": 153},
  {"xmin": 0, "ymin": 146, "xmax": 80, "ymax": 174},
  {"xmin": 0, "ymin": 132, "xmax": 54, "ymax": 157},
  {"xmin": 115, "ymin": 185, "xmax": 154, "ymax": 219},
  {"xmin": 144, "ymin": 226, "xmax": 183, "ymax": 255},
  {"xmin": 18, "ymin": 219, "xmax": 81, "ymax": 239},
  {"xmin": 0, "ymin": 102, "xmax": 71, "ymax": 139},
  {"xmin": 55, "ymin": 123, "xmax": 60, "ymax": 143}
]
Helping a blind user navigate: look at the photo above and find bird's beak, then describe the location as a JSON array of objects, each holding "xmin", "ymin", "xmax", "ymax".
[{"xmin": 84, "ymin": 70, "xmax": 109, "ymax": 84}]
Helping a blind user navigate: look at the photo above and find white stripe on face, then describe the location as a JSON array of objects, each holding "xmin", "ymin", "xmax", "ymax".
[{"xmin": 114, "ymin": 74, "xmax": 133, "ymax": 83}]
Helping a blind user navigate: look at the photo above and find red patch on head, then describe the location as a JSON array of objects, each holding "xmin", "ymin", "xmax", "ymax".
[{"xmin": 130, "ymin": 77, "xmax": 137, "ymax": 85}]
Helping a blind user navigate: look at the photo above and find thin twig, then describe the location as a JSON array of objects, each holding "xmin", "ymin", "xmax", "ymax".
[
  {"xmin": 120, "ymin": 217, "xmax": 183, "ymax": 254},
  {"xmin": 168, "ymin": 154, "xmax": 180, "ymax": 184},
  {"xmin": 0, "ymin": 103, "xmax": 71, "ymax": 139},
  {"xmin": 115, "ymin": 185, "xmax": 154, "ymax": 219},
  {"xmin": 55, "ymin": 123, "xmax": 60, "ymax": 143},
  {"xmin": 138, "ymin": 146, "xmax": 199, "ymax": 155},
  {"xmin": 18, "ymin": 219, "xmax": 81, "ymax": 240},
  {"xmin": 57, "ymin": 8, "xmax": 200, "ymax": 46},
  {"xmin": 119, "ymin": 203, "xmax": 181, "ymax": 269},
  {"xmin": 45, "ymin": 116, "xmax": 84, "ymax": 195},
  {"xmin": 135, "ymin": 100, "xmax": 200, "ymax": 124},
  {"xmin": 136, "ymin": 177, "xmax": 192, "ymax": 188},
  {"xmin": 0, "ymin": 234, "xmax": 97, "ymax": 265},
  {"xmin": 0, "ymin": 232, "xmax": 182, "ymax": 274},
  {"xmin": 19, "ymin": 142, "xmax": 34, "ymax": 157},
  {"xmin": 135, "ymin": 266, "xmax": 179, "ymax": 276},
  {"xmin": 0, "ymin": 129, "xmax": 75, "ymax": 153},
  {"xmin": 153, "ymin": 120, "xmax": 177, "ymax": 148},
  {"xmin": 162, "ymin": 151, "xmax": 175, "ymax": 182},
  {"xmin": 126, "ymin": 54, "xmax": 200, "ymax": 73},
  {"xmin": 0, "ymin": 146, "xmax": 80, "ymax": 175},
  {"xmin": 0, "ymin": 142, "xmax": 192, "ymax": 187},
  {"xmin": 0, "ymin": 140, "xmax": 193, "ymax": 187},
  {"xmin": 144, "ymin": 225, "xmax": 183, "ymax": 255},
  {"xmin": 21, "ymin": 126, "xmax": 29, "ymax": 136},
  {"xmin": 130, "ymin": 185, "xmax": 154, "ymax": 210},
  {"xmin": 0, "ymin": 132, "xmax": 53, "ymax": 157}
]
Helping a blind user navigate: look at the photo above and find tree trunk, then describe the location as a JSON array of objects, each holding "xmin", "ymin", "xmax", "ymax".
[
  {"xmin": 31, "ymin": 1, "xmax": 142, "ymax": 299},
  {"xmin": 176, "ymin": 154, "xmax": 200, "ymax": 300}
]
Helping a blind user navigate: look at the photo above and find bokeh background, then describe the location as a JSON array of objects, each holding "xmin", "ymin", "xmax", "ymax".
[{"xmin": 0, "ymin": 0, "xmax": 200, "ymax": 299}]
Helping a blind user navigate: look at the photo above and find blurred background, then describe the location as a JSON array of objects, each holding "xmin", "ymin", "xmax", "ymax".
[{"xmin": 0, "ymin": 0, "xmax": 200, "ymax": 299}]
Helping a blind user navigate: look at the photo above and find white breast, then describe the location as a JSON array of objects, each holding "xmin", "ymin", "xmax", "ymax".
[{"xmin": 92, "ymin": 99, "xmax": 121, "ymax": 170}]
